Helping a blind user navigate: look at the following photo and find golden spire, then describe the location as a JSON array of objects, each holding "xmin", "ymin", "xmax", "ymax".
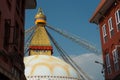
[
  {"xmin": 37, "ymin": 8, "xmax": 44, "ymax": 14},
  {"xmin": 35, "ymin": 8, "xmax": 46, "ymax": 24},
  {"xmin": 29, "ymin": 8, "xmax": 53, "ymax": 56}
]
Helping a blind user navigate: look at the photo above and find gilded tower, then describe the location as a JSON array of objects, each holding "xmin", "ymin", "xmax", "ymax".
[{"xmin": 29, "ymin": 8, "xmax": 53, "ymax": 56}]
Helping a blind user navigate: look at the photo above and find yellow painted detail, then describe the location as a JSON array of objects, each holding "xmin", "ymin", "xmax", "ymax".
[
  {"xmin": 35, "ymin": 19, "xmax": 46, "ymax": 24},
  {"xmin": 30, "ymin": 50, "xmax": 52, "ymax": 56}
]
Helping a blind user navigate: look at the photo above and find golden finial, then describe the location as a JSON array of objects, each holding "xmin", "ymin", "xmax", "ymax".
[
  {"xmin": 35, "ymin": 8, "xmax": 46, "ymax": 19},
  {"xmin": 37, "ymin": 8, "xmax": 44, "ymax": 14},
  {"xmin": 35, "ymin": 8, "xmax": 46, "ymax": 24}
]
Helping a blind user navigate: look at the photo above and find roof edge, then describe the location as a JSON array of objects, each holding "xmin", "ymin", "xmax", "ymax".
[
  {"xmin": 25, "ymin": 0, "xmax": 37, "ymax": 9},
  {"xmin": 89, "ymin": 0, "xmax": 107, "ymax": 24}
]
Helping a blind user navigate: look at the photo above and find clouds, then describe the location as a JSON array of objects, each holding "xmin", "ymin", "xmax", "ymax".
[{"xmin": 72, "ymin": 53, "xmax": 104, "ymax": 80}]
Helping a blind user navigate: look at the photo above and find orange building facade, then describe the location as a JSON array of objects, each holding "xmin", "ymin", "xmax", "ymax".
[
  {"xmin": 90, "ymin": 0, "xmax": 120, "ymax": 80},
  {"xmin": 0, "ymin": 0, "xmax": 36, "ymax": 80}
]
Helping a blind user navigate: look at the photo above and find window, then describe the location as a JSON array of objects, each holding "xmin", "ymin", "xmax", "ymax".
[
  {"xmin": 113, "ymin": 49, "xmax": 119, "ymax": 71},
  {"xmin": 4, "ymin": 19, "xmax": 11, "ymax": 50},
  {"xmin": 14, "ymin": 22, "xmax": 19, "ymax": 46},
  {"xmin": 106, "ymin": 54, "xmax": 112, "ymax": 74},
  {"xmin": 108, "ymin": 17, "xmax": 114, "ymax": 37},
  {"xmin": 102, "ymin": 24, "xmax": 108, "ymax": 43},
  {"xmin": 115, "ymin": 9, "xmax": 120, "ymax": 31}
]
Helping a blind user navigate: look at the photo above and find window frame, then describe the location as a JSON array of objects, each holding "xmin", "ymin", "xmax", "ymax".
[
  {"xmin": 112, "ymin": 49, "xmax": 119, "ymax": 71},
  {"xmin": 108, "ymin": 17, "xmax": 114, "ymax": 38},
  {"xmin": 102, "ymin": 24, "xmax": 107, "ymax": 43},
  {"xmin": 106, "ymin": 53, "xmax": 112, "ymax": 75},
  {"xmin": 115, "ymin": 9, "xmax": 120, "ymax": 31}
]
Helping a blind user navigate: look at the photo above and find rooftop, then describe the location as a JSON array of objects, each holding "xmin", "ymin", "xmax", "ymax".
[{"xmin": 89, "ymin": 0, "xmax": 116, "ymax": 25}]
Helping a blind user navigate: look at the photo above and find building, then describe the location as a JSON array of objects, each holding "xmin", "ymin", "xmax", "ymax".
[
  {"xmin": 90, "ymin": 0, "xmax": 120, "ymax": 80},
  {"xmin": 0, "ymin": 0, "xmax": 36, "ymax": 80},
  {"xmin": 24, "ymin": 8, "xmax": 81, "ymax": 80}
]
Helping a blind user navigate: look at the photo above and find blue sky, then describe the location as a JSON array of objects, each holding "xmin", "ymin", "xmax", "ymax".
[
  {"xmin": 25, "ymin": 0, "xmax": 101, "ymax": 56},
  {"xmin": 25, "ymin": 0, "xmax": 104, "ymax": 79},
  {"xmin": 25, "ymin": 0, "xmax": 101, "ymax": 55}
]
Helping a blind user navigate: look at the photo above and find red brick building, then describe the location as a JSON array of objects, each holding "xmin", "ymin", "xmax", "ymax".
[
  {"xmin": 0, "ymin": 0, "xmax": 36, "ymax": 80},
  {"xmin": 90, "ymin": 0, "xmax": 120, "ymax": 80}
]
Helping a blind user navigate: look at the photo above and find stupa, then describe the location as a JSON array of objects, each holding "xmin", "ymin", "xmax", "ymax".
[{"xmin": 24, "ymin": 8, "xmax": 81, "ymax": 80}]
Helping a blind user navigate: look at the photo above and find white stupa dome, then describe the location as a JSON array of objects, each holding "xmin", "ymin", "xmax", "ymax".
[{"xmin": 24, "ymin": 55, "xmax": 80, "ymax": 80}]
